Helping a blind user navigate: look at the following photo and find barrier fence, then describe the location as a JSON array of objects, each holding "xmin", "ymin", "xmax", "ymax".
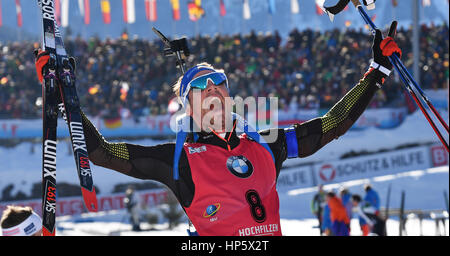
[
  {"xmin": 0, "ymin": 145, "xmax": 447, "ymax": 217},
  {"xmin": 0, "ymin": 107, "xmax": 409, "ymax": 139},
  {"xmin": 276, "ymin": 143, "xmax": 448, "ymax": 191}
]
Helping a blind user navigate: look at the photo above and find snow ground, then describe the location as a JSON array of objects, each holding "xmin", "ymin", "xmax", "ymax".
[{"xmin": 55, "ymin": 210, "xmax": 449, "ymax": 236}]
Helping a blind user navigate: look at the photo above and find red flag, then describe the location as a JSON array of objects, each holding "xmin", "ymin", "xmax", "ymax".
[
  {"xmin": 188, "ymin": 1, "xmax": 204, "ymax": 21},
  {"xmin": 55, "ymin": 0, "xmax": 61, "ymax": 26},
  {"xmin": 145, "ymin": 0, "xmax": 157, "ymax": 21},
  {"xmin": 101, "ymin": 0, "xmax": 111, "ymax": 24},
  {"xmin": 15, "ymin": 0, "xmax": 22, "ymax": 27},
  {"xmin": 122, "ymin": 0, "xmax": 136, "ymax": 24},
  {"xmin": 220, "ymin": 0, "xmax": 226, "ymax": 16},
  {"xmin": 0, "ymin": 0, "xmax": 3, "ymax": 27},
  {"xmin": 315, "ymin": 4, "xmax": 324, "ymax": 15},
  {"xmin": 422, "ymin": 0, "xmax": 431, "ymax": 6},
  {"xmin": 84, "ymin": 0, "xmax": 90, "ymax": 24},
  {"xmin": 170, "ymin": 0, "xmax": 180, "ymax": 20},
  {"xmin": 392, "ymin": 0, "xmax": 398, "ymax": 7}
]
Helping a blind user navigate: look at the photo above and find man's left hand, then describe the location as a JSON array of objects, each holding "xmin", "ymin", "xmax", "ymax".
[{"xmin": 372, "ymin": 21, "xmax": 402, "ymax": 73}]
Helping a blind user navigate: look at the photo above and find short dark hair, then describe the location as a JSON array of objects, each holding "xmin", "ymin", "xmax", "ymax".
[
  {"xmin": 326, "ymin": 191, "xmax": 335, "ymax": 198},
  {"xmin": 0, "ymin": 205, "xmax": 34, "ymax": 229},
  {"xmin": 352, "ymin": 194, "xmax": 362, "ymax": 203}
]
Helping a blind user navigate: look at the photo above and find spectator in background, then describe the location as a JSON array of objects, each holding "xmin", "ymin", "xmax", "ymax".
[
  {"xmin": 0, "ymin": 24, "xmax": 447, "ymax": 120},
  {"xmin": 351, "ymin": 194, "xmax": 386, "ymax": 236},
  {"xmin": 321, "ymin": 199, "xmax": 333, "ymax": 236},
  {"xmin": 326, "ymin": 191, "xmax": 350, "ymax": 236},
  {"xmin": 364, "ymin": 184, "xmax": 380, "ymax": 216},
  {"xmin": 123, "ymin": 187, "xmax": 141, "ymax": 231},
  {"xmin": 339, "ymin": 187, "xmax": 353, "ymax": 227},
  {"xmin": 311, "ymin": 184, "xmax": 326, "ymax": 234},
  {"xmin": 1, "ymin": 205, "xmax": 42, "ymax": 236}
]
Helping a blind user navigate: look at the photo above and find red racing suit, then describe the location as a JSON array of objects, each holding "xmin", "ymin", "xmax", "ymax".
[{"xmin": 184, "ymin": 136, "xmax": 282, "ymax": 236}]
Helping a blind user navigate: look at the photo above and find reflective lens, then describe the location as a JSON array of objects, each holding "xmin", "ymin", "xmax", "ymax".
[{"xmin": 188, "ymin": 72, "xmax": 228, "ymax": 90}]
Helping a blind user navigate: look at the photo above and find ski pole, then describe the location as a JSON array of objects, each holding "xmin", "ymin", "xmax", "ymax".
[
  {"xmin": 390, "ymin": 51, "xmax": 449, "ymax": 132},
  {"xmin": 444, "ymin": 190, "xmax": 449, "ymax": 214},
  {"xmin": 399, "ymin": 190, "xmax": 405, "ymax": 236},
  {"xmin": 390, "ymin": 56, "xmax": 449, "ymax": 152},
  {"xmin": 348, "ymin": 0, "xmax": 449, "ymax": 152},
  {"xmin": 385, "ymin": 183, "xmax": 391, "ymax": 221},
  {"xmin": 353, "ymin": 0, "xmax": 449, "ymax": 131}
]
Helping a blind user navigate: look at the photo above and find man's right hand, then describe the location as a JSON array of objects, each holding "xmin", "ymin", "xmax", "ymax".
[{"xmin": 34, "ymin": 49, "xmax": 50, "ymax": 84}]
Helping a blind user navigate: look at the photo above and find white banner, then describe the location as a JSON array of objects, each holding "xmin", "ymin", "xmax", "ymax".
[
  {"xmin": 313, "ymin": 146, "xmax": 431, "ymax": 185},
  {"xmin": 276, "ymin": 165, "xmax": 314, "ymax": 191},
  {"xmin": 429, "ymin": 143, "xmax": 448, "ymax": 167}
]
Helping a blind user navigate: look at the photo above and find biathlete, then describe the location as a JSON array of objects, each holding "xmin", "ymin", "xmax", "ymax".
[{"xmin": 34, "ymin": 22, "xmax": 402, "ymax": 236}]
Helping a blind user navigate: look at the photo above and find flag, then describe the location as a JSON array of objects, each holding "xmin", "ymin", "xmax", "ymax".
[
  {"xmin": 122, "ymin": 0, "xmax": 136, "ymax": 24},
  {"xmin": 145, "ymin": 0, "xmax": 157, "ymax": 21},
  {"xmin": 392, "ymin": 0, "xmax": 398, "ymax": 7},
  {"xmin": 104, "ymin": 117, "xmax": 122, "ymax": 129},
  {"xmin": 316, "ymin": 5, "xmax": 324, "ymax": 15},
  {"xmin": 268, "ymin": 0, "xmax": 275, "ymax": 14},
  {"xmin": 0, "ymin": 0, "xmax": 3, "ymax": 27},
  {"xmin": 170, "ymin": 0, "xmax": 180, "ymax": 20},
  {"xmin": 422, "ymin": 0, "xmax": 431, "ymax": 6},
  {"xmin": 101, "ymin": 0, "xmax": 111, "ymax": 24},
  {"xmin": 15, "ymin": 0, "xmax": 22, "ymax": 27},
  {"xmin": 243, "ymin": 0, "xmax": 251, "ymax": 20},
  {"xmin": 219, "ymin": 0, "xmax": 226, "ymax": 16},
  {"xmin": 78, "ymin": 0, "xmax": 84, "ymax": 15},
  {"xmin": 55, "ymin": 0, "xmax": 61, "ymax": 26},
  {"xmin": 61, "ymin": 0, "xmax": 69, "ymax": 27},
  {"xmin": 290, "ymin": 0, "xmax": 299, "ymax": 14},
  {"xmin": 83, "ymin": 0, "xmax": 90, "ymax": 24},
  {"xmin": 188, "ymin": 0, "xmax": 204, "ymax": 21},
  {"xmin": 315, "ymin": 0, "xmax": 326, "ymax": 15}
]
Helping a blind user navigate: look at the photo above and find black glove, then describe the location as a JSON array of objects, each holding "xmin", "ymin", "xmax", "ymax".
[{"xmin": 371, "ymin": 21, "xmax": 401, "ymax": 75}]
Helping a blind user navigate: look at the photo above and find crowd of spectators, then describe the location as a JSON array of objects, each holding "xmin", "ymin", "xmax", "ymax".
[{"xmin": 0, "ymin": 24, "xmax": 448, "ymax": 119}]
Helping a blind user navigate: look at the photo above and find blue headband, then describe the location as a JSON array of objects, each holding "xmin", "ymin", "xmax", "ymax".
[{"xmin": 180, "ymin": 66, "xmax": 216, "ymax": 106}]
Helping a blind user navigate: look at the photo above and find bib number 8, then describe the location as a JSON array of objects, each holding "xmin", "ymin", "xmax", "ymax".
[{"xmin": 245, "ymin": 189, "xmax": 266, "ymax": 223}]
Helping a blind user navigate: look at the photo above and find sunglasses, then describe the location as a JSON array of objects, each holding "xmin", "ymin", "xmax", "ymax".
[
  {"xmin": 182, "ymin": 72, "xmax": 229, "ymax": 104},
  {"xmin": 188, "ymin": 72, "xmax": 228, "ymax": 90}
]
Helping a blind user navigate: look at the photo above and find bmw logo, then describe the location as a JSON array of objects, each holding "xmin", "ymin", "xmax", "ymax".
[{"xmin": 226, "ymin": 155, "xmax": 254, "ymax": 178}]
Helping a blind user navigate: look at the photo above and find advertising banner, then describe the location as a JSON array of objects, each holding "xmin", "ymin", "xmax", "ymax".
[
  {"xmin": 352, "ymin": 107, "xmax": 408, "ymax": 129},
  {"xmin": 313, "ymin": 146, "xmax": 431, "ymax": 185},
  {"xmin": 0, "ymin": 189, "xmax": 168, "ymax": 217},
  {"xmin": 276, "ymin": 165, "xmax": 315, "ymax": 191},
  {"xmin": 429, "ymin": 144, "xmax": 448, "ymax": 167}
]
